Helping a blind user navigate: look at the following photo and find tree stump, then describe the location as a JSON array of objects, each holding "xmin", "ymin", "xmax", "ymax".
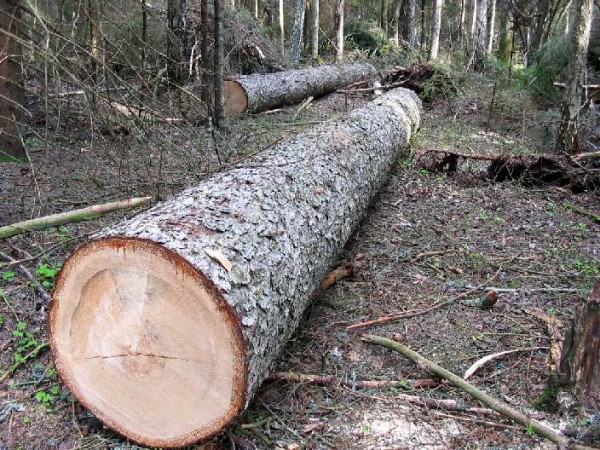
[
  {"xmin": 560, "ymin": 282, "xmax": 600, "ymax": 409},
  {"xmin": 49, "ymin": 88, "xmax": 422, "ymax": 447}
]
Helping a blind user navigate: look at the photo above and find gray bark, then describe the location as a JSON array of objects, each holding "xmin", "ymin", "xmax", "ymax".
[
  {"xmin": 474, "ymin": 0, "xmax": 488, "ymax": 69},
  {"xmin": 213, "ymin": 0, "xmax": 224, "ymax": 125},
  {"xmin": 0, "ymin": 0, "xmax": 25, "ymax": 161},
  {"xmin": 167, "ymin": 0, "xmax": 190, "ymax": 83},
  {"xmin": 311, "ymin": 0, "xmax": 319, "ymax": 58},
  {"xmin": 224, "ymin": 62, "xmax": 377, "ymax": 115},
  {"xmin": 429, "ymin": 0, "xmax": 443, "ymax": 61},
  {"xmin": 407, "ymin": 0, "xmax": 417, "ymax": 46},
  {"xmin": 556, "ymin": 0, "xmax": 594, "ymax": 154},
  {"xmin": 291, "ymin": 0, "xmax": 306, "ymax": 63},
  {"xmin": 63, "ymin": 88, "xmax": 422, "ymax": 444},
  {"xmin": 487, "ymin": 0, "xmax": 495, "ymax": 54},
  {"xmin": 335, "ymin": 0, "xmax": 344, "ymax": 63}
]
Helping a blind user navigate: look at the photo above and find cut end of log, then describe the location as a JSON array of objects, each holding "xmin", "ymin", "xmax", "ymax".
[
  {"xmin": 49, "ymin": 237, "xmax": 246, "ymax": 447},
  {"xmin": 223, "ymin": 80, "xmax": 249, "ymax": 116}
]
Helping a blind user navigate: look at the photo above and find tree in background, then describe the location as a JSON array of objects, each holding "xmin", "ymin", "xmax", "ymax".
[
  {"xmin": 429, "ymin": 0, "xmax": 444, "ymax": 60},
  {"xmin": 406, "ymin": 0, "xmax": 417, "ymax": 47},
  {"xmin": 474, "ymin": 0, "xmax": 488, "ymax": 69},
  {"xmin": 0, "ymin": 0, "xmax": 25, "ymax": 161},
  {"xmin": 311, "ymin": 0, "xmax": 319, "ymax": 58},
  {"xmin": 213, "ymin": 0, "xmax": 224, "ymax": 126},
  {"xmin": 556, "ymin": 0, "xmax": 593, "ymax": 154},
  {"xmin": 167, "ymin": 0, "xmax": 191, "ymax": 83},
  {"xmin": 334, "ymin": 0, "xmax": 344, "ymax": 63},
  {"xmin": 291, "ymin": 0, "xmax": 307, "ymax": 63}
]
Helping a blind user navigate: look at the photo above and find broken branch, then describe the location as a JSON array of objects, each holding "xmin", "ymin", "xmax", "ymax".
[
  {"xmin": 0, "ymin": 197, "xmax": 151, "ymax": 239},
  {"xmin": 361, "ymin": 334, "xmax": 595, "ymax": 450}
]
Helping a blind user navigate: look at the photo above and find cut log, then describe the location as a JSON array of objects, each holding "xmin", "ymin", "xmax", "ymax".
[
  {"xmin": 560, "ymin": 282, "xmax": 600, "ymax": 410},
  {"xmin": 49, "ymin": 88, "xmax": 422, "ymax": 448},
  {"xmin": 223, "ymin": 62, "xmax": 377, "ymax": 115}
]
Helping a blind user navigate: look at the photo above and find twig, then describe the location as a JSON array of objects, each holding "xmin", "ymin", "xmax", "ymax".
[
  {"xmin": 346, "ymin": 268, "xmax": 501, "ymax": 331},
  {"xmin": 465, "ymin": 286, "xmax": 583, "ymax": 294},
  {"xmin": 0, "ymin": 232, "xmax": 94, "ymax": 269},
  {"xmin": 565, "ymin": 204, "xmax": 600, "ymax": 224},
  {"xmin": 433, "ymin": 411, "xmax": 524, "ymax": 432},
  {"xmin": 0, "ymin": 197, "xmax": 151, "ymax": 239},
  {"xmin": 412, "ymin": 250, "xmax": 451, "ymax": 263},
  {"xmin": 0, "ymin": 250, "xmax": 52, "ymax": 302},
  {"xmin": 463, "ymin": 347, "xmax": 548, "ymax": 380},
  {"xmin": 316, "ymin": 255, "xmax": 365, "ymax": 297},
  {"xmin": 360, "ymin": 334, "xmax": 596, "ymax": 450},
  {"xmin": 0, "ymin": 343, "xmax": 48, "ymax": 384},
  {"xmin": 343, "ymin": 387, "xmax": 502, "ymax": 418},
  {"xmin": 268, "ymin": 371, "xmax": 438, "ymax": 390},
  {"xmin": 292, "ymin": 96, "xmax": 314, "ymax": 121}
]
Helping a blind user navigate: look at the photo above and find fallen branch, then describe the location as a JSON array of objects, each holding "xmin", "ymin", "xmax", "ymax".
[
  {"xmin": 344, "ymin": 386, "xmax": 502, "ymax": 418},
  {"xmin": 268, "ymin": 371, "xmax": 438, "ymax": 390},
  {"xmin": 463, "ymin": 347, "xmax": 548, "ymax": 380},
  {"xmin": 433, "ymin": 411, "xmax": 524, "ymax": 432},
  {"xmin": 0, "ymin": 250, "xmax": 51, "ymax": 302},
  {"xmin": 412, "ymin": 250, "xmax": 451, "ymax": 263},
  {"xmin": 566, "ymin": 203, "xmax": 600, "ymax": 224},
  {"xmin": 0, "ymin": 197, "xmax": 151, "ymax": 239},
  {"xmin": 361, "ymin": 334, "xmax": 595, "ymax": 450},
  {"xmin": 0, "ymin": 342, "xmax": 48, "ymax": 384},
  {"xmin": 315, "ymin": 255, "xmax": 365, "ymax": 297},
  {"xmin": 346, "ymin": 268, "xmax": 501, "ymax": 331}
]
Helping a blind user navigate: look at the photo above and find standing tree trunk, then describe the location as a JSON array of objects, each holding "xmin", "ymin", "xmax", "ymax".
[
  {"xmin": 334, "ymin": 0, "xmax": 344, "ymax": 63},
  {"xmin": 556, "ymin": 0, "xmax": 593, "ymax": 154},
  {"xmin": 407, "ymin": 0, "xmax": 417, "ymax": 46},
  {"xmin": 291, "ymin": 0, "xmax": 306, "ymax": 63},
  {"xmin": 270, "ymin": 0, "xmax": 284, "ymax": 55},
  {"xmin": 381, "ymin": 0, "xmax": 389, "ymax": 35},
  {"xmin": 429, "ymin": 0, "xmax": 443, "ymax": 60},
  {"xmin": 469, "ymin": 0, "xmax": 477, "ymax": 38},
  {"xmin": 213, "ymin": 0, "xmax": 224, "ymax": 126},
  {"xmin": 311, "ymin": 0, "xmax": 319, "ymax": 58},
  {"xmin": 167, "ymin": 0, "xmax": 191, "ymax": 84},
  {"xmin": 0, "ymin": 0, "xmax": 25, "ymax": 161},
  {"xmin": 497, "ymin": 0, "xmax": 511, "ymax": 62},
  {"xmin": 200, "ymin": 0, "xmax": 211, "ymax": 113},
  {"xmin": 420, "ymin": 0, "xmax": 426, "ymax": 51},
  {"xmin": 474, "ymin": 0, "xmax": 488, "ymax": 69},
  {"xmin": 140, "ymin": 0, "xmax": 148, "ymax": 72},
  {"xmin": 392, "ymin": 0, "xmax": 402, "ymax": 46},
  {"xmin": 486, "ymin": 0, "xmax": 496, "ymax": 54},
  {"xmin": 560, "ymin": 282, "xmax": 600, "ymax": 409},
  {"xmin": 88, "ymin": 0, "xmax": 103, "ymax": 82},
  {"xmin": 49, "ymin": 88, "xmax": 422, "ymax": 448}
]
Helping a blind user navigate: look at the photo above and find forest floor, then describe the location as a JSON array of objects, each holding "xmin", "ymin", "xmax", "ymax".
[{"xmin": 0, "ymin": 69, "xmax": 598, "ymax": 450}]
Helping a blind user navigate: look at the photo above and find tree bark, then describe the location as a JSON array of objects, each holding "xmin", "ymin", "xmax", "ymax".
[
  {"xmin": 49, "ymin": 88, "xmax": 422, "ymax": 448},
  {"xmin": 222, "ymin": 61, "xmax": 377, "ymax": 115},
  {"xmin": 0, "ymin": 0, "xmax": 25, "ymax": 161},
  {"xmin": 167, "ymin": 0, "xmax": 191, "ymax": 84},
  {"xmin": 381, "ymin": 0, "xmax": 389, "ymax": 35},
  {"xmin": 486, "ymin": 0, "xmax": 496, "ymax": 54},
  {"xmin": 556, "ymin": 0, "xmax": 593, "ymax": 154},
  {"xmin": 406, "ymin": 0, "xmax": 417, "ymax": 46},
  {"xmin": 392, "ymin": 0, "xmax": 402, "ymax": 46},
  {"xmin": 429, "ymin": 0, "xmax": 443, "ymax": 61},
  {"xmin": 270, "ymin": 0, "xmax": 284, "ymax": 55},
  {"xmin": 334, "ymin": 0, "xmax": 345, "ymax": 63},
  {"xmin": 560, "ymin": 283, "xmax": 600, "ymax": 409},
  {"xmin": 213, "ymin": 0, "xmax": 224, "ymax": 126},
  {"xmin": 474, "ymin": 0, "xmax": 488, "ymax": 69},
  {"xmin": 311, "ymin": 0, "xmax": 319, "ymax": 58},
  {"xmin": 291, "ymin": 0, "xmax": 306, "ymax": 63},
  {"xmin": 200, "ymin": 0, "xmax": 211, "ymax": 112}
]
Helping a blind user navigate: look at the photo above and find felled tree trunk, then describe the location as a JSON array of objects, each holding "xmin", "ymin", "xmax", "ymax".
[
  {"xmin": 560, "ymin": 282, "xmax": 600, "ymax": 409},
  {"xmin": 224, "ymin": 61, "xmax": 376, "ymax": 115},
  {"xmin": 49, "ymin": 89, "xmax": 422, "ymax": 448}
]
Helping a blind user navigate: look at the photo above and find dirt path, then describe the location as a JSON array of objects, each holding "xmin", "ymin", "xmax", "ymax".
[{"xmin": 0, "ymin": 75, "xmax": 598, "ymax": 449}]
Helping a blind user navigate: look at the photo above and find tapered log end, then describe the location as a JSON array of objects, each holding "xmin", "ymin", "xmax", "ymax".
[
  {"xmin": 49, "ymin": 238, "xmax": 246, "ymax": 447},
  {"xmin": 223, "ymin": 80, "xmax": 249, "ymax": 115}
]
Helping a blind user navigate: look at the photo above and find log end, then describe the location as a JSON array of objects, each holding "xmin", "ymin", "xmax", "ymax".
[
  {"xmin": 49, "ymin": 237, "xmax": 246, "ymax": 447},
  {"xmin": 223, "ymin": 80, "xmax": 249, "ymax": 115}
]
